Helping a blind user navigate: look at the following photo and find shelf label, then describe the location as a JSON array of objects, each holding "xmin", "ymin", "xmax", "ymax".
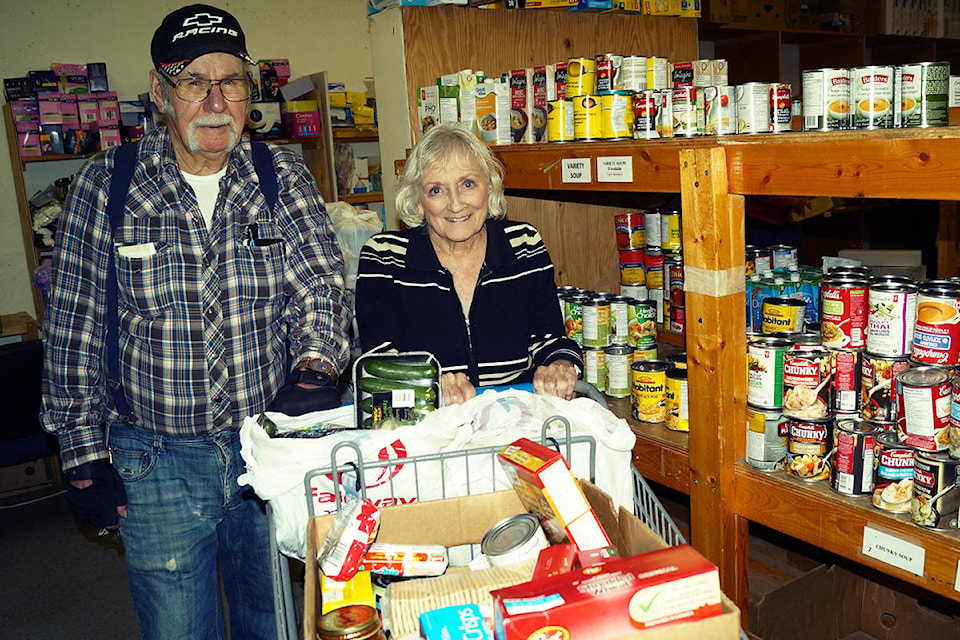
[
  {"xmin": 597, "ymin": 156, "xmax": 633, "ymax": 183},
  {"xmin": 861, "ymin": 525, "xmax": 925, "ymax": 576},
  {"xmin": 561, "ymin": 158, "xmax": 592, "ymax": 183}
]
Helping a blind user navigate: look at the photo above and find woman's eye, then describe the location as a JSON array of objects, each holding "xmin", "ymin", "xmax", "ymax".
[
  {"xmin": 428, "ymin": 186, "xmax": 443, "ymax": 196},
  {"xmin": 461, "ymin": 179, "xmax": 476, "ymax": 190}
]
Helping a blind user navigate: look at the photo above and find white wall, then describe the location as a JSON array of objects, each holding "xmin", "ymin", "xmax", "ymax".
[{"xmin": 0, "ymin": 0, "xmax": 375, "ymax": 319}]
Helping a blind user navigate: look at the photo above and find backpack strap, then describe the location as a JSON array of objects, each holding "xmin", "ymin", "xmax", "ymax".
[
  {"xmin": 104, "ymin": 142, "xmax": 140, "ymax": 417},
  {"xmin": 251, "ymin": 141, "xmax": 278, "ymax": 211}
]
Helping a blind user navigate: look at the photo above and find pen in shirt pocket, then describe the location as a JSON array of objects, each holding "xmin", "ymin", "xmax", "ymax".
[{"xmin": 244, "ymin": 222, "xmax": 284, "ymax": 248}]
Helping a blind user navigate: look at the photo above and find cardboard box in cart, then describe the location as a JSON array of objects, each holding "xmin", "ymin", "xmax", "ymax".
[{"xmin": 303, "ymin": 482, "xmax": 740, "ymax": 640}]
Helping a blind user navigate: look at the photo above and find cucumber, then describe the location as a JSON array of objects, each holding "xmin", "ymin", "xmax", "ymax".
[
  {"xmin": 358, "ymin": 375, "xmax": 437, "ymax": 402},
  {"xmin": 363, "ymin": 359, "xmax": 437, "ymax": 381}
]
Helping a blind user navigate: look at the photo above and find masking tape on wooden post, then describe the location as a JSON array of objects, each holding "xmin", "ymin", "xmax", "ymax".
[{"xmin": 683, "ymin": 265, "xmax": 745, "ymax": 298}]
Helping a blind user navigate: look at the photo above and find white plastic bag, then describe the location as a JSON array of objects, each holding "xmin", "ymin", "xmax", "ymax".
[
  {"xmin": 326, "ymin": 201, "xmax": 382, "ymax": 290},
  {"xmin": 239, "ymin": 389, "xmax": 636, "ymax": 560}
]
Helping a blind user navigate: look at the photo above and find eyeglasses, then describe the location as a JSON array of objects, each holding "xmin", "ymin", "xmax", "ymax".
[{"xmin": 163, "ymin": 75, "xmax": 252, "ymax": 103}]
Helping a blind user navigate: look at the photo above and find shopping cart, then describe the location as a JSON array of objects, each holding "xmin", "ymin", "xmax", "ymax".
[{"xmin": 267, "ymin": 405, "xmax": 686, "ymax": 640}]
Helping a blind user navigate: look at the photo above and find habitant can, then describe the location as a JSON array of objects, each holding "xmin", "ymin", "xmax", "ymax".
[
  {"xmin": 872, "ymin": 430, "xmax": 916, "ymax": 513},
  {"xmin": 604, "ymin": 344, "xmax": 633, "ymax": 398},
  {"xmin": 761, "ymin": 297, "xmax": 806, "ymax": 335},
  {"xmin": 912, "ymin": 279, "xmax": 960, "ymax": 365},
  {"xmin": 898, "ymin": 61, "xmax": 950, "ymax": 128},
  {"xmin": 787, "ymin": 416, "xmax": 833, "ymax": 481},
  {"xmin": 481, "ymin": 513, "xmax": 549, "ymax": 566},
  {"xmin": 831, "ymin": 417, "xmax": 878, "ymax": 496},
  {"xmin": 895, "ymin": 366, "xmax": 952, "ymax": 452},
  {"xmin": 746, "ymin": 406, "xmax": 788, "ymax": 471},
  {"xmin": 911, "ymin": 451, "xmax": 960, "ymax": 529},
  {"xmin": 664, "ymin": 368, "xmax": 689, "ymax": 432},
  {"xmin": 631, "ymin": 359, "xmax": 673, "ymax": 423},
  {"xmin": 852, "ymin": 65, "xmax": 895, "ymax": 129},
  {"xmin": 665, "ymin": 351, "xmax": 687, "ymax": 369},
  {"xmin": 866, "ymin": 281, "xmax": 917, "ymax": 357},
  {"xmin": 747, "ymin": 336, "xmax": 792, "ymax": 409},
  {"xmin": 802, "ymin": 68, "xmax": 851, "ymax": 131}
]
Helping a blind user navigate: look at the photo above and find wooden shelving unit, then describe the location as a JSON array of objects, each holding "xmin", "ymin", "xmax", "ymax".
[{"xmin": 494, "ymin": 128, "xmax": 960, "ymax": 619}]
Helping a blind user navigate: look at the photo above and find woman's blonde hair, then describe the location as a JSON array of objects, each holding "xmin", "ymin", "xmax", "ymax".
[{"xmin": 395, "ymin": 122, "xmax": 506, "ymax": 228}]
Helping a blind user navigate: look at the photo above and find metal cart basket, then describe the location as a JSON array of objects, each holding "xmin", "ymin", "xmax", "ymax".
[{"xmin": 268, "ymin": 414, "xmax": 686, "ymax": 640}]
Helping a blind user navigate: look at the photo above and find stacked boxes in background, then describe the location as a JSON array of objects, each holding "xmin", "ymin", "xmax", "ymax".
[{"xmin": 5, "ymin": 62, "xmax": 146, "ymax": 157}]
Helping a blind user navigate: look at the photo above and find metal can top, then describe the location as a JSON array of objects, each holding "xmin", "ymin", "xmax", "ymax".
[
  {"xmin": 869, "ymin": 279, "xmax": 917, "ymax": 293},
  {"xmin": 749, "ymin": 336, "xmax": 794, "ymax": 350},
  {"xmin": 604, "ymin": 344, "xmax": 634, "ymax": 355},
  {"xmin": 632, "ymin": 359, "xmax": 673, "ymax": 373},
  {"xmin": 869, "ymin": 274, "xmax": 915, "ymax": 287},
  {"xmin": 896, "ymin": 366, "xmax": 951, "ymax": 388},
  {"xmin": 666, "ymin": 367, "xmax": 687, "ymax": 381},
  {"xmin": 481, "ymin": 513, "xmax": 542, "ymax": 558},
  {"xmin": 317, "ymin": 605, "xmax": 383, "ymax": 640},
  {"xmin": 835, "ymin": 417, "xmax": 880, "ymax": 435},
  {"xmin": 918, "ymin": 279, "xmax": 960, "ymax": 297},
  {"xmin": 821, "ymin": 275, "xmax": 870, "ymax": 287}
]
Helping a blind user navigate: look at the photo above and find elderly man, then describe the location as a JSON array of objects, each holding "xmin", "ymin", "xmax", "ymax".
[{"xmin": 41, "ymin": 4, "xmax": 350, "ymax": 638}]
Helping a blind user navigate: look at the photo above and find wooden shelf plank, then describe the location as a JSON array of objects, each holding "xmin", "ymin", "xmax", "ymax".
[
  {"xmin": 333, "ymin": 127, "xmax": 379, "ymax": 143},
  {"xmin": 735, "ymin": 464, "xmax": 960, "ymax": 603},
  {"xmin": 608, "ymin": 396, "xmax": 691, "ymax": 493},
  {"xmin": 340, "ymin": 191, "xmax": 384, "ymax": 204}
]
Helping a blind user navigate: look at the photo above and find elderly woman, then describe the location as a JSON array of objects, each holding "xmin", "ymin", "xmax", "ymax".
[{"xmin": 355, "ymin": 122, "xmax": 582, "ymax": 405}]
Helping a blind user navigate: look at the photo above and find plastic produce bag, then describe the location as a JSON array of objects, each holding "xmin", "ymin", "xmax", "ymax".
[{"xmin": 326, "ymin": 201, "xmax": 382, "ymax": 290}]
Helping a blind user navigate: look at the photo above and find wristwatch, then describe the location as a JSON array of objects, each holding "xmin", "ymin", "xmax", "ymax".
[{"xmin": 295, "ymin": 358, "xmax": 337, "ymax": 386}]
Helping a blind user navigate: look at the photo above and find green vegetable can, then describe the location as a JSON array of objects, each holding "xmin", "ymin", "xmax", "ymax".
[{"xmin": 866, "ymin": 281, "xmax": 917, "ymax": 358}]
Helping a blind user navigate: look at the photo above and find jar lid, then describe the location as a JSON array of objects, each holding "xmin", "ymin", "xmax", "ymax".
[{"xmin": 317, "ymin": 605, "xmax": 381, "ymax": 640}]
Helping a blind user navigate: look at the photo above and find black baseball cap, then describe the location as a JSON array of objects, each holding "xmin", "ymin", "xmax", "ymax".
[{"xmin": 151, "ymin": 4, "xmax": 256, "ymax": 77}]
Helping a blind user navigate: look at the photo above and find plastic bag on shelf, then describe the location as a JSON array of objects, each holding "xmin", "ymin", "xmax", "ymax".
[{"xmin": 326, "ymin": 200, "xmax": 383, "ymax": 290}]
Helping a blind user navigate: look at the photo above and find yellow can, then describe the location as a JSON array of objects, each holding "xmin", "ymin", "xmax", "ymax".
[
  {"xmin": 546, "ymin": 99, "xmax": 573, "ymax": 142},
  {"xmin": 631, "ymin": 360, "xmax": 672, "ymax": 423},
  {"xmin": 665, "ymin": 368, "xmax": 689, "ymax": 432},
  {"xmin": 600, "ymin": 91, "xmax": 634, "ymax": 139},
  {"xmin": 566, "ymin": 57, "xmax": 596, "ymax": 97},
  {"xmin": 572, "ymin": 95, "xmax": 602, "ymax": 141}
]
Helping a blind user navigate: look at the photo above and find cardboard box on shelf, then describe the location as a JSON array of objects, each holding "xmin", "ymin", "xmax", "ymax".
[
  {"xmin": 303, "ymin": 483, "xmax": 741, "ymax": 640},
  {"xmin": 709, "ymin": 0, "xmax": 787, "ymax": 27},
  {"xmin": 0, "ymin": 456, "xmax": 58, "ymax": 498},
  {"xmin": 749, "ymin": 564, "xmax": 960, "ymax": 639}
]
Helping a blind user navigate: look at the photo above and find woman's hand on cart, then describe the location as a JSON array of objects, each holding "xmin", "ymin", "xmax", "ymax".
[{"xmin": 440, "ymin": 372, "xmax": 477, "ymax": 406}]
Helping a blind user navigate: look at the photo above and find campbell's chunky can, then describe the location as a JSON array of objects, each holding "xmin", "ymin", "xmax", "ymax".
[
  {"xmin": 829, "ymin": 348, "xmax": 862, "ymax": 414},
  {"xmin": 802, "ymin": 68, "xmax": 851, "ymax": 131},
  {"xmin": 821, "ymin": 276, "xmax": 869, "ymax": 350},
  {"xmin": 787, "ymin": 417, "xmax": 833, "ymax": 481},
  {"xmin": 782, "ymin": 347, "xmax": 831, "ymax": 420},
  {"xmin": 831, "ymin": 418, "xmax": 878, "ymax": 496},
  {"xmin": 860, "ymin": 353, "xmax": 910, "ymax": 422},
  {"xmin": 912, "ymin": 279, "xmax": 960, "ymax": 365},
  {"xmin": 895, "ymin": 366, "xmax": 952, "ymax": 451},
  {"xmin": 748, "ymin": 337, "xmax": 791, "ymax": 409},
  {"xmin": 746, "ymin": 406, "xmax": 788, "ymax": 471},
  {"xmin": 911, "ymin": 451, "xmax": 960, "ymax": 529},
  {"xmin": 866, "ymin": 281, "xmax": 917, "ymax": 357},
  {"xmin": 852, "ymin": 65, "xmax": 895, "ymax": 129},
  {"xmin": 872, "ymin": 430, "xmax": 916, "ymax": 513}
]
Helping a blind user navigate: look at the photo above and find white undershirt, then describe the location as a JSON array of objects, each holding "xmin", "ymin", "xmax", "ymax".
[{"xmin": 183, "ymin": 167, "xmax": 227, "ymax": 230}]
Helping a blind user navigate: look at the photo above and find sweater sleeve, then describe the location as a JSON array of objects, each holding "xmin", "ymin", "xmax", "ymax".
[{"xmin": 355, "ymin": 233, "xmax": 403, "ymax": 354}]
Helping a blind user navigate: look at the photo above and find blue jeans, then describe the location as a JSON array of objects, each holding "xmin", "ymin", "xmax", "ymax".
[{"xmin": 109, "ymin": 422, "xmax": 276, "ymax": 640}]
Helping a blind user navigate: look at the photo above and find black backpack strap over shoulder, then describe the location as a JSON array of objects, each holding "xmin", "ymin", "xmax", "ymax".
[{"xmin": 251, "ymin": 141, "xmax": 279, "ymax": 211}]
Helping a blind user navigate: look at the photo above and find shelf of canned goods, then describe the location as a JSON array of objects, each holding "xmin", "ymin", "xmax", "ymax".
[{"xmin": 495, "ymin": 126, "xmax": 960, "ymax": 614}]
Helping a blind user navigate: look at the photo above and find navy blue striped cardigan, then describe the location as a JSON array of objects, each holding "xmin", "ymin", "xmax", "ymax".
[{"xmin": 355, "ymin": 218, "xmax": 582, "ymax": 387}]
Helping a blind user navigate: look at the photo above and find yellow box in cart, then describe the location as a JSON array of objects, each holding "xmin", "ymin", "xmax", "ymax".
[{"xmin": 303, "ymin": 483, "xmax": 740, "ymax": 640}]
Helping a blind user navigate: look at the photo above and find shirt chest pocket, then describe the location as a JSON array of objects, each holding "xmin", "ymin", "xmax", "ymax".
[
  {"xmin": 235, "ymin": 242, "xmax": 285, "ymax": 303},
  {"xmin": 115, "ymin": 243, "xmax": 176, "ymax": 318}
]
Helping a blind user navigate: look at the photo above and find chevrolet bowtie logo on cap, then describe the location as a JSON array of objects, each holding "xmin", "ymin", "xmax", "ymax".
[{"xmin": 151, "ymin": 4, "xmax": 255, "ymax": 77}]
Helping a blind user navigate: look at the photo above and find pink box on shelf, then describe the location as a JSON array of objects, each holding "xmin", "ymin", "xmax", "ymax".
[
  {"xmin": 38, "ymin": 93, "xmax": 62, "ymax": 125},
  {"xmin": 77, "ymin": 94, "xmax": 100, "ymax": 130},
  {"xmin": 99, "ymin": 127, "xmax": 122, "ymax": 150},
  {"xmin": 10, "ymin": 100, "xmax": 40, "ymax": 132},
  {"xmin": 98, "ymin": 92, "xmax": 119, "ymax": 126},
  {"xmin": 18, "ymin": 129, "xmax": 42, "ymax": 157},
  {"xmin": 282, "ymin": 111, "xmax": 321, "ymax": 138},
  {"xmin": 59, "ymin": 94, "xmax": 79, "ymax": 129}
]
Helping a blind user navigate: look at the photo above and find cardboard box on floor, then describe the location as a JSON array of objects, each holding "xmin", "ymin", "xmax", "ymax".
[
  {"xmin": 749, "ymin": 564, "xmax": 960, "ymax": 640},
  {"xmin": 304, "ymin": 482, "xmax": 740, "ymax": 640}
]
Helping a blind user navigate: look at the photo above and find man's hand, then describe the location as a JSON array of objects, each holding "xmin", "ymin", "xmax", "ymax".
[
  {"xmin": 533, "ymin": 360, "xmax": 578, "ymax": 401},
  {"xmin": 65, "ymin": 459, "xmax": 127, "ymax": 534},
  {"xmin": 440, "ymin": 372, "xmax": 477, "ymax": 406},
  {"xmin": 267, "ymin": 360, "xmax": 341, "ymax": 416}
]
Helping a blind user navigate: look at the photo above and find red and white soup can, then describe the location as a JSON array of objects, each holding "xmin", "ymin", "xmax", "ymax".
[
  {"xmin": 820, "ymin": 276, "xmax": 869, "ymax": 350},
  {"xmin": 912, "ymin": 279, "xmax": 960, "ymax": 366},
  {"xmin": 895, "ymin": 366, "xmax": 953, "ymax": 452}
]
